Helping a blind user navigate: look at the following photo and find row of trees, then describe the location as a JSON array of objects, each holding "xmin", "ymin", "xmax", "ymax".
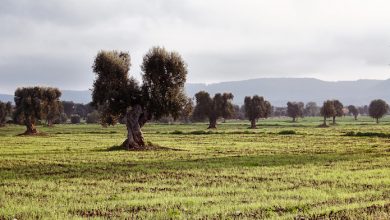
[
  {"xmin": 284, "ymin": 99, "xmax": 388, "ymax": 125},
  {"xmin": 3, "ymin": 46, "xmax": 389, "ymax": 150}
]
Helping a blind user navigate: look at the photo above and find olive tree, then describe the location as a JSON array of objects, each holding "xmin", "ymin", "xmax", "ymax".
[
  {"xmin": 368, "ymin": 99, "xmax": 388, "ymax": 123},
  {"xmin": 286, "ymin": 101, "xmax": 304, "ymax": 122},
  {"xmin": 244, "ymin": 95, "xmax": 271, "ymax": 128},
  {"xmin": 0, "ymin": 101, "xmax": 12, "ymax": 126},
  {"xmin": 179, "ymin": 98, "xmax": 194, "ymax": 123},
  {"xmin": 347, "ymin": 105, "xmax": 359, "ymax": 120},
  {"xmin": 14, "ymin": 87, "xmax": 62, "ymax": 134},
  {"xmin": 192, "ymin": 91, "xmax": 234, "ymax": 129},
  {"xmin": 304, "ymin": 102, "xmax": 320, "ymax": 117},
  {"xmin": 91, "ymin": 47, "xmax": 187, "ymax": 149},
  {"xmin": 320, "ymin": 100, "xmax": 335, "ymax": 126},
  {"xmin": 42, "ymin": 88, "xmax": 62, "ymax": 126},
  {"xmin": 331, "ymin": 100, "xmax": 344, "ymax": 124}
]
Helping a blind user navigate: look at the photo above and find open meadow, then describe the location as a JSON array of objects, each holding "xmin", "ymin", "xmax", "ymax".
[{"xmin": 1, "ymin": 116, "xmax": 390, "ymax": 219}]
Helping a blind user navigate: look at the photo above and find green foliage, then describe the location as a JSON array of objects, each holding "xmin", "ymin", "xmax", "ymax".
[
  {"xmin": 141, "ymin": 47, "xmax": 188, "ymax": 120},
  {"xmin": 244, "ymin": 95, "xmax": 271, "ymax": 121},
  {"xmin": 92, "ymin": 50, "xmax": 139, "ymax": 117}
]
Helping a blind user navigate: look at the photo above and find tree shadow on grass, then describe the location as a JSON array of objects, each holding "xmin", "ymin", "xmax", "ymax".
[{"xmin": 101, "ymin": 144, "xmax": 185, "ymax": 152}]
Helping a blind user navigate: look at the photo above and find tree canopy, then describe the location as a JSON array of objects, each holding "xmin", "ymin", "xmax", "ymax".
[
  {"xmin": 368, "ymin": 99, "xmax": 388, "ymax": 123},
  {"xmin": 14, "ymin": 87, "xmax": 62, "ymax": 134},
  {"xmin": 347, "ymin": 105, "xmax": 359, "ymax": 120},
  {"xmin": 320, "ymin": 100, "xmax": 336, "ymax": 126},
  {"xmin": 286, "ymin": 101, "xmax": 304, "ymax": 122},
  {"xmin": 244, "ymin": 95, "xmax": 271, "ymax": 128},
  {"xmin": 192, "ymin": 91, "xmax": 234, "ymax": 128},
  {"xmin": 91, "ymin": 47, "xmax": 188, "ymax": 149},
  {"xmin": 0, "ymin": 101, "xmax": 12, "ymax": 126}
]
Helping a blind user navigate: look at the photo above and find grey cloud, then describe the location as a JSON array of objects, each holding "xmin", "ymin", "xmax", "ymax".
[{"xmin": 1, "ymin": 0, "xmax": 390, "ymax": 93}]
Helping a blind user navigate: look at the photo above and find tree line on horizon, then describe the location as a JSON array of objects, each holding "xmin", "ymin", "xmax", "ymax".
[
  {"xmin": 0, "ymin": 47, "xmax": 389, "ymax": 149},
  {"xmin": 1, "ymin": 89, "xmax": 388, "ymax": 128}
]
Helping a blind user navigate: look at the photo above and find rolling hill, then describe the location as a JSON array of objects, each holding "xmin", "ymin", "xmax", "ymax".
[{"xmin": 1, "ymin": 78, "xmax": 389, "ymax": 106}]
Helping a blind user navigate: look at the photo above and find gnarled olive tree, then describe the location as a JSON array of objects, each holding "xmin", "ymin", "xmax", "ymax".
[
  {"xmin": 193, "ymin": 91, "xmax": 234, "ymax": 129},
  {"xmin": 286, "ymin": 101, "xmax": 304, "ymax": 122},
  {"xmin": 14, "ymin": 87, "xmax": 62, "ymax": 134},
  {"xmin": 91, "ymin": 47, "xmax": 187, "ymax": 149},
  {"xmin": 244, "ymin": 95, "xmax": 271, "ymax": 128}
]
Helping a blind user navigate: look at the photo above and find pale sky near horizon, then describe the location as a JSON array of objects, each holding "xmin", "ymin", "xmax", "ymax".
[{"xmin": 1, "ymin": 0, "xmax": 390, "ymax": 93}]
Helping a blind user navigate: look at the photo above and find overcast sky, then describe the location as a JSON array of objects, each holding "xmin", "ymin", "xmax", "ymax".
[{"xmin": 1, "ymin": 0, "xmax": 390, "ymax": 93}]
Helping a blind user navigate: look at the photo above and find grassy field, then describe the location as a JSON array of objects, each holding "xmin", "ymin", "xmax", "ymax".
[{"xmin": 1, "ymin": 116, "xmax": 390, "ymax": 219}]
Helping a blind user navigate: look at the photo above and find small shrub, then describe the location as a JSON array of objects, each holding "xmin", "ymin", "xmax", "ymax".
[
  {"xmin": 344, "ymin": 131, "xmax": 390, "ymax": 138},
  {"xmin": 190, "ymin": 130, "xmax": 210, "ymax": 135},
  {"xmin": 171, "ymin": 130, "xmax": 184, "ymax": 134},
  {"xmin": 278, "ymin": 130, "xmax": 297, "ymax": 135}
]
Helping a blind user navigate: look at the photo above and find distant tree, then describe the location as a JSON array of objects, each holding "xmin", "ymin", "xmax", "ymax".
[
  {"xmin": 74, "ymin": 103, "xmax": 87, "ymax": 119},
  {"xmin": 233, "ymin": 104, "xmax": 245, "ymax": 120},
  {"xmin": 61, "ymin": 101, "xmax": 75, "ymax": 117},
  {"xmin": 42, "ymin": 88, "xmax": 62, "ymax": 126},
  {"xmin": 98, "ymin": 103, "xmax": 119, "ymax": 127},
  {"xmin": 221, "ymin": 93, "xmax": 235, "ymax": 122},
  {"xmin": 91, "ymin": 47, "xmax": 187, "ymax": 149},
  {"xmin": 358, "ymin": 105, "xmax": 369, "ymax": 115},
  {"xmin": 331, "ymin": 100, "xmax": 344, "ymax": 124},
  {"xmin": 244, "ymin": 95, "xmax": 271, "ymax": 128},
  {"xmin": 56, "ymin": 113, "xmax": 68, "ymax": 124},
  {"xmin": 347, "ymin": 105, "xmax": 359, "ymax": 120},
  {"xmin": 287, "ymin": 101, "xmax": 304, "ymax": 122},
  {"xmin": 0, "ymin": 101, "xmax": 12, "ymax": 126},
  {"xmin": 86, "ymin": 110, "xmax": 100, "ymax": 124},
  {"xmin": 304, "ymin": 102, "xmax": 320, "ymax": 117},
  {"xmin": 70, "ymin": 114, "xmax": 81, "ymax": 124},
  {"xmin": 193, "ymin": 91, "xmax": 234, "ymax": 129},
  {"xmin": 368, "ymin": 99, "xmax": 388, "ymax": 123},
  {"xmin": 272, "ymin": 107, "xmax": 287, "ymax": 117},
  {"xmin": 320, "ymin": 100, "xmax": 336, "ymax": 126},
  {"xmin": 179, "ymin": 98, "xmax": 194, "ymax": 123},
  {"xmin": 14, "ymin": 87, "xmax": 61, "ymax": 134}
]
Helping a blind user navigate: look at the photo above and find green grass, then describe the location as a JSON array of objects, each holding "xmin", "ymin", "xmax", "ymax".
[{"xmin": 0, "ymin": 116, "xmax": 390, "ymax": 219}]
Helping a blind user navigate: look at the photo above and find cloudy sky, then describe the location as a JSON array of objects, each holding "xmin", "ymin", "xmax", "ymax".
[{"xmin": 1, "ymin": 0, "xmax": 390, "ymax": 93}]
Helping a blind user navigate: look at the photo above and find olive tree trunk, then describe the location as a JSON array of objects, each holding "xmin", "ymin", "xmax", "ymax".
[
  {"xmin": 323, "ymin": 116, "xmax": 327, "ymax": 126},
  {"xmin": 250, "ymin": 119, "xmax": 257, "ymax": 129},
  {"xmin": 122, "ymin": 105, "xmax": 147, "ymax": 149},
  {"xmin": 24, "ymin": 117, "xmax": 38, "ymax": 134},
  {"xmin": 208, "ymin": 117, "xmax": 217, "ymax": 129},
  {"xmin": 332, "ymin": 116, "xmax": 336, "ymax": 124}
]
